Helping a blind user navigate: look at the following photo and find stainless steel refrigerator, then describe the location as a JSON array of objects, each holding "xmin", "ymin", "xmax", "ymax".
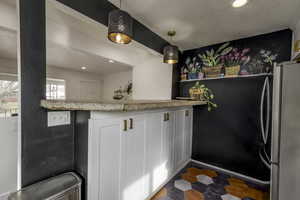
[{"xmin": 270, "ymin": 62, "xmax": 300, "ymax": 200}]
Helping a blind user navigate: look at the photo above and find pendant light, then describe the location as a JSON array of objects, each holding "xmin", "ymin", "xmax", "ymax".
[
  {"xmin": 163, "ymin": 31, "xmax": 179, "ymax": 64},
  {"xmin": 108, "ymin": 0, "xmax": 133, "ymax": 44}
]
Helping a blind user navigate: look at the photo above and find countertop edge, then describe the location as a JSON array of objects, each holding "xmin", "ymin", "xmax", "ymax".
[{"xmin": 40, "ymin": 100, "xmax": 207, "ymax": 112}]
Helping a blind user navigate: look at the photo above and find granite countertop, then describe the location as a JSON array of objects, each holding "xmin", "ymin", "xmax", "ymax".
[{"xmin": 40, "ymin": 99, "xmax": 206, "ymax": 112}]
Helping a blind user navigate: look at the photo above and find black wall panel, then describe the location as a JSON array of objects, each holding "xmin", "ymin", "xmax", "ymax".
[
  {"xmin": 19, "ymin": 0, "xmax": 75, "ymax": 187},
  {"xmin": 179, "ymin": 30, "xmax": 292, "ymax": 181},
  {"xmin": 74, "ymin": 111, "xmax": 90, "ymax": 200}
]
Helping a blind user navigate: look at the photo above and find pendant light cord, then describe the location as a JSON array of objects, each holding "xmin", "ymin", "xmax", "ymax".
[{"xmin": 120, "ymin": 0, "xmax": 122, "ymax": 9}]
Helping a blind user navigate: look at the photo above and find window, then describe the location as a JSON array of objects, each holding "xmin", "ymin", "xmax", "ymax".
[
  {"xmin": 46, "ymin": 78, "xmax": 66, "ymax": 100},
  {"xmin": 0, "ymin": 74, "xmax": 18, "ymax": 118}
]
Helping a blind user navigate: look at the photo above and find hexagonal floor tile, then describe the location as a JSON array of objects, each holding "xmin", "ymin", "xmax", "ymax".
[
  {"xmin": 181, "ymin": 172, "xmax": 198, "ymax": 183},
  {"xmin": 174, "ymin": 179, "xmax": 192, "ymax": 191},
  {"xmin": 221, "ymin": 194, "xmax": 241, "ymax": 200},
  {"xmin": 197, "ymin": 174, "xmax": 214, "ymax": 185},
  {"xmin": 187, "ymin": 167, "xmax": 203, "ymax": 176},
  {"xmin": 185, "ymin": 189, "xmax": 205, "ymax": 200},
  {"xmin": 225, "ymin": 185, "xmax": 246, "ymax": 198}
]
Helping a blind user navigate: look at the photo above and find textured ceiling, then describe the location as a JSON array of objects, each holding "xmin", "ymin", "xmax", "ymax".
[{"xmin": 109, "ymin": 0, "xmax": 300, "ymax": 50}]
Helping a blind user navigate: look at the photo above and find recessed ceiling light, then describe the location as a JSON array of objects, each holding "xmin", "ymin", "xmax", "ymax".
[
  {"xmin": 232, "ymin": 0, "xmax": 248, "ymax": 8},
  {"xmin": 81, "ymin": 66, "xmax": 87, "ymax": 70},
  {"xmin": 109, "ymin": 59, "xmax": 115, "ymax": 63}
]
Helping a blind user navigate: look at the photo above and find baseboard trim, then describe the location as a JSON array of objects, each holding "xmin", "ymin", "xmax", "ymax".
[
  {"xmin": 146, "ymin": 159, "xmax": 191, "ymax": 200},
  {"xmin": 191, "ymin": 159, "xmax": 270, "ymax": 185}
]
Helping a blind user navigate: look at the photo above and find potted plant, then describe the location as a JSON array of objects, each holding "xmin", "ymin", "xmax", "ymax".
[
  {"xmin": 221, "ymin": 48, "xmax": 251, "ymax": 77},
  {"xmin": 181, "ymin": 67, "xmax": 188, "ymax": 80},
  {"xmin": 260, "ymin": 49, "xmax": 278, "ymax": 73},
  {"xmin": 187, "ymin": 57, "xmax": 198, "ymax": 80},
  {"xmin": 188, "ymin": 66, "xmax": 198, "ymax": 79},
  {"xmin": 198, "ymin": 67, "xmax": 204, "ymax": 80},
  {"xmin": 189, "ymin": 82, "xmax": 217, "ymax": 111},
  {"xmin": 198, "ymin": 43, "xmax": 232, "ymax": 78}
]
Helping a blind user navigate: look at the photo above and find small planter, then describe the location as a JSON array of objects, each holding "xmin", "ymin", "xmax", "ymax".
[
  {"xmin": 188, "ymin": 72, "xmax": 198, "ymax": 80},
  {"xmin": 225, "ymin": 65, "xmax": 240, "ymax": 77},
  {"xmin": 189, "ymin": 88, "xmax": 205, "ymax": 100},
  {"xmin": 181, "ymin": 73, "xmax": 187, "ymax": 81},
  {"xmin": 198, "ymin": 72, "xmax": 204, "ymax": 80},
  {"xmin": 203, "ymin": 66, "xmax": 222, "ymax": 78}
]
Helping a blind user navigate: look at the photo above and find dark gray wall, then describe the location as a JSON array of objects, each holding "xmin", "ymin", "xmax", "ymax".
[
  {"xmin": 19, "ymin": 0, "xmax": 75, "ymax": 187},
  {"xmin": 179, "ymin": 30, "xmax": 292, "ymax": 181},
  {"xmin": 74, "ymin": 111, "xmax": 90, "ymax": 200},
  {"xmin": 18, "ymin": 0, "xmax": 173, "ymax": 190}
]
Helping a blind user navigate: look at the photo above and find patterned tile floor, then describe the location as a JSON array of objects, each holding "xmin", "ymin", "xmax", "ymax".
[{"xmin": 151, "ymin": 162, "xmax": 269, "ymax": 200}]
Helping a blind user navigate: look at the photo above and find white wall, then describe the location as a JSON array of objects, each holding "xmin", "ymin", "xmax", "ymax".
[
  {"xmin": 102, "ymin": 70, "xmax": 132, "ymax": 101},
  {"xmin": 0, "ymin": 58, "xmax": 104, "ymax": 101},
  {"xmin": 47, "ymin": 66, "xmax": 103, "ymax": 100},
  {"xmin": 0, "ymin": 117, "xmax": 18, "ymax": 196},
  {"xmin": 0, "ymin": 57, "xmax": 17, "ymax": 75},
  {"xmin": 132, "ymin": 55, "xmax": 173, "ymax": 100}
]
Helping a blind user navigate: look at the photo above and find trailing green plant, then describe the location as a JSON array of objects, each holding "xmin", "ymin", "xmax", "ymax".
[
  {"xmin": 192, "ymin": 82, "xmax": 217, "ymax": 111},
  {"xmin": 198, "ymin": 43, "xmax": 233, "ymax": 67}
]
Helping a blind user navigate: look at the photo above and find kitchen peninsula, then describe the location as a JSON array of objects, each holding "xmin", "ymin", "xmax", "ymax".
[{"xmin": 41, "ymin": 99, "xmax": 205, "ymax": 200}]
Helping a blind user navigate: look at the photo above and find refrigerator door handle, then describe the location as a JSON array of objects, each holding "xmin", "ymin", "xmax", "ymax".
[
  {"xmin": 260, "ymin": 78, "xmax": 268, "ymax": 144},
  {"xmin": 265, "ymin": 77, "xmax": 271, "ymax": 145},
  {"xmin": 259, "ymin": 147, "xmax": 271, "ymax": 169}
]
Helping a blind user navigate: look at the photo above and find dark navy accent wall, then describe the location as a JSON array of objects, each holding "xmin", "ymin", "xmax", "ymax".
[{"xmin": 179, "ymin": 30, "xmax": 292, "ymax": 181}]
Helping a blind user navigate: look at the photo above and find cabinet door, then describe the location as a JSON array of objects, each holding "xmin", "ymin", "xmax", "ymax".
[
  {"xmin": 174, "ymin": 110, "xmax": 186, "ymax": 170},
  {"xmin": 184, "ymin": 109, "xmax": 193, "ymax": 161},
  {"xmin": 121, "ymin": 115, "xmax": 146, "ymax": 200},
  {"xmin": 144, "ymin": 112, "xmax": 164, "ymax": 195},
  {"xmin": 162, "ymin": 111, "xmax": 174, "ymax": 177},
  {"xmin": 89, "ymin": 118, "xmax": 123, "ymax": 200}
]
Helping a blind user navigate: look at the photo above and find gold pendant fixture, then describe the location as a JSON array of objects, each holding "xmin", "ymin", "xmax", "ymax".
[
  {"xmin": 108, "ymin": 0, "xmax": 133, "ymax": 44},
  {"xmin": 163, "ymin": 31, "xmax": 179, "ymax": 64}
]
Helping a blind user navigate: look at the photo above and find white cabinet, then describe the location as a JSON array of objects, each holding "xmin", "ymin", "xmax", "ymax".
[
  {"xmin": 162, "ymin": 111, "xmax": 174, "ymax": 177},
  {"xmin": 121, "ymin": 115, "xmax": 146, "ymax": 200},
  {"xmin": 88, "ymin": 118, "xmax": 123, "ymax": 200},
  {"xmin": 145, "ymin": 112, "xmax": 164, "ymax": 195},
  {"xmin": 88, "ymin": 107, "xmax": 193, "ymax": 200},
  {"xmin": 174, "ymin": 109, "xmax": 193, "ymax": 169}
]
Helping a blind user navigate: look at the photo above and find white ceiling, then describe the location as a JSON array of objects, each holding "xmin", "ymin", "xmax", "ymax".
[
  {"xmin": 0, "ymin": 0, "xmax": 162, "ymax": 75},
  {"xmin": 110, "ymin": 0, "xmax": 300, "ymax": 50}
]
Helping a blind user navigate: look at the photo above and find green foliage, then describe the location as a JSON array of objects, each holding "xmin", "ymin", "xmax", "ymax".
[
  {"xmin": 192, "ymin": 82, "xmax": 217, "ymax": 111},
  {"xmin": 198, "ymin": 43, "xmax": 232, "ymax": 67}
]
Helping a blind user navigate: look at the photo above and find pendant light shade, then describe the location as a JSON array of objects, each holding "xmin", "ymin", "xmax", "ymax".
[
  {"xmin": 163, "ymin": 31, "xmax": 179, "ymax": 64},
  {"xmin": 163, "ymin": 45, "xmax": 179, "ymax": 64},
  {"xmin": 108, "ymin": 9, "xmax": 133, "ymax": 44}
]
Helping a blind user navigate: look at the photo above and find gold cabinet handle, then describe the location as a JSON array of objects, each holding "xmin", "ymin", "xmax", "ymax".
[
  {"xmin": 123, "ymin": 120, "xmax": 128, "ymax": 131},
  {"xmin": 129, "ymin": 118, "xmax": 133, "ymax": 129},
  {"xmin": 185, "ymin": 110, "xmax": 189, "ymax": 117},
  {"xmin": 166, "ymin": 113, "xmax": 170, "ymax": 121},
  {"xmin": 163, "ymin": 113, "xmax": 167, "ymax": 121}
]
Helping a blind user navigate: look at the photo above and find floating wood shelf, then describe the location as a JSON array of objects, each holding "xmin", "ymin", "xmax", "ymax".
[{"xmin": 180, "ymin": 73, "xmax": 272, "ymax": 83}]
